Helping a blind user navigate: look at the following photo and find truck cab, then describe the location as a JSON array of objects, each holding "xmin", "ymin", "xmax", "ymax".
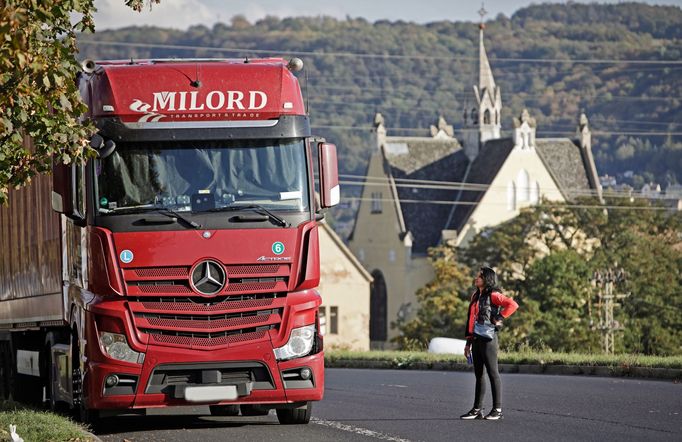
[{"xmin": 1, "ymin": 58, "xmax": 338, "ymax": 426}]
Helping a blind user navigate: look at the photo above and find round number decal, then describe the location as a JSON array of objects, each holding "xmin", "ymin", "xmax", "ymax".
[{"xmin": 272, "ymin": 242, "xmax": 285, "ymax": 255}]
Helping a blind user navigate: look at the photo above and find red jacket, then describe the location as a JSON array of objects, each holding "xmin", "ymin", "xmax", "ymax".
[{"xmin": 465, "ymin": 290, "xmax": 518, "ymax": 342}]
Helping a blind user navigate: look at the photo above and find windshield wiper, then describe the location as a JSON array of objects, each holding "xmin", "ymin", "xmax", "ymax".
[
  {"xmin": 101, "ymin": 206, "xmax": 202, "ymax": 229},
  {"xmin": 208, "ymin": 204, "xmax": 289, "ymax": 227}
]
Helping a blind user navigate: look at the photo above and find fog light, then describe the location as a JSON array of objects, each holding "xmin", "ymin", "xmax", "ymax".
[
  {"xmin": 300, "ymin": 368, "xmax": 312, "ymax": 380},
  {"xmin": 105, "ymin": 374, "xmax": 119, "ymax": 387}
]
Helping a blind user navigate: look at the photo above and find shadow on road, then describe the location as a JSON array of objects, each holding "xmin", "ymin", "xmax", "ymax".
[{"xmin": 94, "ymin": 413, "xmax": 278, "ymax": 436}]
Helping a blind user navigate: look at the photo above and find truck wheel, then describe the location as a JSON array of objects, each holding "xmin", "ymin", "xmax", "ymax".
[
  {"xmin": 240, "ymin": 404, "xmax": 270, "ymax": 416},
  {"xmin": 209, "ymin": 404, "xmax": 240, "ymax": 416},
  {"xmin": 276, "ymin": 402, "xmax": 312, "ymax": 424}
]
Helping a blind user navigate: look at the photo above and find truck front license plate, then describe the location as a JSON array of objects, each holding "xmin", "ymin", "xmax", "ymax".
[{"xmin": 184, "ymin": 385, "xmax": 238, "ymax": 403}]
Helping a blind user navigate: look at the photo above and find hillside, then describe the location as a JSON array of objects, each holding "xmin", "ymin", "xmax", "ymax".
[{"xmin": 77, "ymin": 2, "xmax": 682, "ymax": 236}]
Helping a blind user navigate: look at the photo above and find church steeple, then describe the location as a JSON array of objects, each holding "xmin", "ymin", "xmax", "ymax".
[
  {"xmin": 461, "ymin": 5, "xmax": 503, "ymax": 161},
  {"xmin": 473, "ymin": 5, "xmax": 502, "ymax": 143}
]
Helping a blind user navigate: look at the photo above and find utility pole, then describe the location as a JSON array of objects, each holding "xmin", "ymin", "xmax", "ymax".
[{"xmin": 591, "ymin": 267, "xmax": 630, "ymax": 354}]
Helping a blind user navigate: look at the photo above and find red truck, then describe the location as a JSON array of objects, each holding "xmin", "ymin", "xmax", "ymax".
[{"xmin": 0, "ymin": 57, "xmax": 339, "ymax": 425}]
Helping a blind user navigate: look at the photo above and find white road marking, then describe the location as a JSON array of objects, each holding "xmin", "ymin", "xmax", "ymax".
[{"xmin": 312, "ymin": 418, "xmax": 412, "ymax": 442}]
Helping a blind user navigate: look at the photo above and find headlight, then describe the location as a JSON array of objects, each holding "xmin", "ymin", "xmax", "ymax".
[
  {"xmin": 273, "ymin": 324, "xmax": 315, "ymax": 361},
  {"xmin": 99, "ymin": 332, "xmax": 143, "ymax": 364}
]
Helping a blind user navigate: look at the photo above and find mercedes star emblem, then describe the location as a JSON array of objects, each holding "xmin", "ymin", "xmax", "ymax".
[{"xmin": 190, "ymin": 260, "xmax": 226, "ymax": 295}]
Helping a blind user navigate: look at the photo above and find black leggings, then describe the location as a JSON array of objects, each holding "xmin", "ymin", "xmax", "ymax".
[{"xmin": 472, "ymin": 334, "xmax": 501, "ymax": 409}]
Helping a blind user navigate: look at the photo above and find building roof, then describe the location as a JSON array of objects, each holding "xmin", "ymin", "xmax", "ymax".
[
  {"xmin": 384, "ymin": 137, "xmax": 462, "ymax": 174},
  {"xmin": 535, "ymin": 138, "xmax": 593, "ymax": 199},
  {"xmin": 383, "ymin": 136, "xmax": 469, "ymax": 254},
  {"xmin": 445, "ymin": 138, "xmax": 515, "ymax": 234}
]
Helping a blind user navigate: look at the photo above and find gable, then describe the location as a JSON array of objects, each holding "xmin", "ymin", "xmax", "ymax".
[{"xmin": 456, "ymin": 143, "xmax": 566, "ymax": 246}]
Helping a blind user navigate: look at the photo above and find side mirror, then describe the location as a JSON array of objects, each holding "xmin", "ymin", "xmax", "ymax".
[
  {"xmin": 318, "ymin": 142, "xmax": 339, "ymax": 208},
  {"xmin": 90, "ymin": 133, "xmax": 116, "ymax": 158}
]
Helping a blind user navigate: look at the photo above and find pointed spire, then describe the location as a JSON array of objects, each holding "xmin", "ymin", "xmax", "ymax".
[
  {"xmin": 472, "ymin": 4, "xmax": 501, "ymax": 143},
  {"xmin": 478, "ymin": 5, "xmax": 495, "ymax": 94}
]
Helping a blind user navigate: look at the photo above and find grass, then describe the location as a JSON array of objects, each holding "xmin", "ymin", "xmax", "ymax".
[
  {"xmin": 325, "ymin": 349, "xmax": 682, "ymax": 370},
  {"xmin": 0, "ymin": 401, "xmax": 93, "ymax": 442}
]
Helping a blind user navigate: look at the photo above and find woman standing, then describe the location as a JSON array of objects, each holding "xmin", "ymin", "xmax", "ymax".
[{"xmin": 460, "ymin": 266, "xmax": 518, "ymax": 420}]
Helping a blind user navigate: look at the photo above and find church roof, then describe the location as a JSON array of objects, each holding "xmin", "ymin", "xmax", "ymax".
[
  {"xmin": 383, "ymin": 136, "xmax": 462, "ymax": 174},
  {"xmin": 535, "ymin": 138, "xmax": 593, "ymax": 199},
  {"xmin": 446, "ymin": 138, "xmax": 515, "ymax": 234},
  {"xmin": 382, "ymin": 136, "xmax": 469, "ymax": 254}
]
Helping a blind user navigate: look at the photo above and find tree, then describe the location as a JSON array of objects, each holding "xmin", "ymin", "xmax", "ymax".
[
  {"xmin": 393, "ymin": 246, "xmax": 473, "ymax": 349},
  {"xmin": 461, "ymin": 198, "xmax": 681, "ymax": 355},
  {"xmin": 0, "ymin": 0, "xmax": 159, "ymax": 204},
  {"xmin": 519, "ymin": 250, "xmax": 599, "ymax": 352},
  {"xmin": 587, "ymin": 199, "xmax": 682, "ymax": 355}
]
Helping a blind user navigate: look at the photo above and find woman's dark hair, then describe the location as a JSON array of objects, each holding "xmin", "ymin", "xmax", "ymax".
[{"xmin": 480, "ymin": 266, "xmax": 498, "ymax": 292}]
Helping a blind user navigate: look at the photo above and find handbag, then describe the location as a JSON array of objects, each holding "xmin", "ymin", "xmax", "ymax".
[{"xmin": 473, "ymin": 320, "xmax": 496, "ymax": 341}]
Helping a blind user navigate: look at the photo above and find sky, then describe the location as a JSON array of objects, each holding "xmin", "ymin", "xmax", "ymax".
[{"xmin": 92, "ymin": 0, "xmax": 682, "ymax": 31}]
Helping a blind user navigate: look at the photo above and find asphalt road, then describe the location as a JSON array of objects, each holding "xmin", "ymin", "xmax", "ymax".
[{"xmin": 97, "ymin": 368, "xmax": 681, "ymax": 442}]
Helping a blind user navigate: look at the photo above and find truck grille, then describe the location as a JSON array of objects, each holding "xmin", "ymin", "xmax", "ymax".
[
  {"xmin": 124, "ymin": 263, "xmax": 290, "ymax": 349},
  {"xmin": 122, "ymin": 264, "xmax": 290, "ymax": 296}
]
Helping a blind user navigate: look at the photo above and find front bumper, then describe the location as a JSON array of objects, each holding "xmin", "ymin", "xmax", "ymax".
[{"xmin": 86, "ymin": 343, "xmax": 324, "ymax": 410}]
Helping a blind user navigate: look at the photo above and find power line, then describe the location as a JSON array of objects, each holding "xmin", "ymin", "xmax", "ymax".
[
  {"xmin": 311, "ymin": 124, "xmax": 682, "ymax": 137},
  {"xmin": 344, "ymin": 196, "xmax": 673, "ymax": 211},
  {"xmin": 78, "ymin": 39, "xmax": 682, "ymax": 65},
  {"xmin": 338, "ymin": 173, "xmax": 666, "ymax": 201},
  {"xmin": 305, "ymin": 98, "xmax": 680, "ymax": 128},
  {"xmin": 307, "ymin": 84, "xmax": 682, "ymax": 102}
]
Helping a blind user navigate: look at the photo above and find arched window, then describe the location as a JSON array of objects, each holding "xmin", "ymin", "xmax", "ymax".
[
  {"xmin": 517, "ymin": 169, "xmax": 530, "ymax": 202},
  {"xmin": 507, "ymin": 181, "xmax": 516, "ymax": 211},
  {"xmin": 530, "ymin": 180, "xmax": 539, "ymax": 204},
  {"xmin": 370, "ymin": 270, "xmax": 388, "ymax": 342},
  {"xmin": 483, "ymin": 109, "xmax": 491, "ymax": 124},
  {"xmin": 471, "ymin": 108, "xmax": 478, "ymax": 125}
]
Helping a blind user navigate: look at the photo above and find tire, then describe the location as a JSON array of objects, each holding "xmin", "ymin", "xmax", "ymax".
[
  {"xmin": 240, "ymin": 404, "xmax": 270, "ymax": 416},
  {"xmin": 209, "ymin": 404, "xmax": 240, "ymax": 416},
  {"xmin": 276, "ymin": 402, "xmax": 312, "ymax": 425}
]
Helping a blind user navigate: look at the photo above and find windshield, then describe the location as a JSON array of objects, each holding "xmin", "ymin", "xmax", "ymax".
[{"xmin": 95, "ymin": 138, "xmax": 309, "ymax": 214}]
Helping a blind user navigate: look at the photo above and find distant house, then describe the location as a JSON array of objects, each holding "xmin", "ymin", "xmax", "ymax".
[
  {"xmin": 318, "ymin": 222, "xmax": 372, "ymax": 350},
  {"xmin": 348, "ymin": 22, "xmax": 603, "ymax": 346},
  {"xmin": 641, "ymin": 183, "xmax": 662, "ymax": 198},
  {"xmin": 600, "ymin": 174, "xmax": 617, "ymax": 188}
]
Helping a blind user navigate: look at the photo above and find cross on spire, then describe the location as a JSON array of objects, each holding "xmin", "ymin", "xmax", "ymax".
[{"xmin": 478, "ymin": 4, "xmax": 488, "ymax": 23}]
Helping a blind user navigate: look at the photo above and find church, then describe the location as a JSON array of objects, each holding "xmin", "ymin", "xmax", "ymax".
[{"xmin": 347, "ymin": 21, "xmax": 603, "ymax": 347}]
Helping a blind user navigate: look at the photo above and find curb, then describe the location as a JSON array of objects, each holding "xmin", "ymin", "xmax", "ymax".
[{"xmin": 326, "ymin": 359, "xmax": 682, "ymax": 381}]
